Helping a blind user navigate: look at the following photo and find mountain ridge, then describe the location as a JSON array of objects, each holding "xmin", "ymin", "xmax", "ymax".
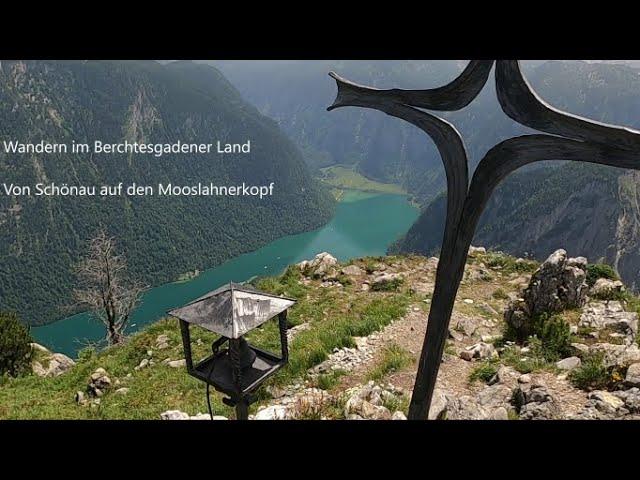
[{"xmin": 0, "ymin": 60, "xmax": 334, "ymax": 325}]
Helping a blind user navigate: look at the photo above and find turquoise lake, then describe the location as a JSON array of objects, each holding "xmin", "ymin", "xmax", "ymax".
[{"xmin": 32, "ymin": 191, "xmax": 419, "ymax": 357}]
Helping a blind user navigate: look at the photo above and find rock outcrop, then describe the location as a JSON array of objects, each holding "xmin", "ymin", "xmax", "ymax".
[
  {"xmin": 30, "ymin": 343, "xmax": 75, "ymax": 378},
  {"xmin": 505, "ymin": 249, "xmax": 588, "ymax": 339}
]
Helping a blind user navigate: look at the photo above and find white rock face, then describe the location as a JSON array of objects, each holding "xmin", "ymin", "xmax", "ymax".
[
  {"xmin": 459, "ymin": 342, "xmax": 497, "ymax": 361},
  {"xmin": 160, "ymin": 410, "xmax": 228, "ymax": 420},
  {"xmin": 579, "ymin": 301, "xmax": 638, "ymax": 342},
  {"xmin": 591, "ymin": 278, "xmax": 625, "ymax": 298},
  {"xmin": 30, "ymin": 342, "xmax": 50, "ymax": 353},
  {"xmin": 168, "ymin": 359, "xmax": 186, "ymax": 368},
  {"xmin": 254, "ymin": 405, "xmax": 288, "ymax": 420},
  {"xmin": 556, "ymin": 356, "xmax": 581, "ymax": 371},
  {"xmin": 161, "ymin": 410, "xmax": 190, "ymax": 420},
  {"xmin": 31, "ymin": 350, "xmax": 76, "ymax": 377},
  {"xmin": 468, "ymin": 246, "xmax": 486, "ymax": 255}
]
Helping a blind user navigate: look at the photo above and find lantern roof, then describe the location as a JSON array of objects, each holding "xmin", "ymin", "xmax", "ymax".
[{"xmin": 168, "ymin": 282, "xmax": 296, "ymax": 339}]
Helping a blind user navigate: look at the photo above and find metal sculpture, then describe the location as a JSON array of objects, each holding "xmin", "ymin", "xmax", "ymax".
[{"xmin": 328, "ymin": 60, "xmax": 640, "ymax": 420}]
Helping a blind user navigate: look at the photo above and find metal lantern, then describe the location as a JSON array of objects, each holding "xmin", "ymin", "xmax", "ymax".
[{"xmin": 168, "ymin": 282, "xmax": 295, "ymax": 420}]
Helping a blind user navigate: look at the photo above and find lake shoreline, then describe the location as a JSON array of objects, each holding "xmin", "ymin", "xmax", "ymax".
[{"xmin": 33, "ymin": 191, "xmax": 418, "ymax": 356}]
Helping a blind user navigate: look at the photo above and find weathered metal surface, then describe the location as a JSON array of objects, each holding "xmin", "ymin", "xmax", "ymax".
[
  {"xmin": 169, "ymin": 282, "xmax": 295, "ymax": 338},
  {"xmin": 328, "ymin": 60, "xmax": 640, "ymax": 420}
]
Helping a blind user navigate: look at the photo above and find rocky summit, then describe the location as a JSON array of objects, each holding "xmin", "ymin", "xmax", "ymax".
[{"xmin": 3, "ymin": 247, "xmax": 640, "ymax": 420}]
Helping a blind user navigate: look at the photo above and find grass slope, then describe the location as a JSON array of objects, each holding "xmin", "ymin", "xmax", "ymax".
[
  {"xmin": 319, "ymin": 165, "xmax": 406, "ymax": 199},
  {"xmin": 0, "ymin": 262, "xmax": 412, "ymax": 419}
]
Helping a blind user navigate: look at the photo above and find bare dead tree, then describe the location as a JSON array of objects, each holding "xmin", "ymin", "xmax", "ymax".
[{"xmin": 73, "ymin": 230, "xmax": 146, "ymax": 345}]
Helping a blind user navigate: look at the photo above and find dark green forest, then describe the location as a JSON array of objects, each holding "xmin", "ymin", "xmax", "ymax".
[{"xmin": 0, "ymin": 60, "xmax": 334, "ymax": 325}]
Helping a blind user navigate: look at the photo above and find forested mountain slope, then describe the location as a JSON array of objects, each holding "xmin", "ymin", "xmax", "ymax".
[{"xmin": 0, "ymin": 60, "xmax": 334, "ymax": 325}]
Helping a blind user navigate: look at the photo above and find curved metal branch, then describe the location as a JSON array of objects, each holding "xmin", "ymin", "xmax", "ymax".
[
  {"xmin": 495, "ymin": 60, "xmax": 640, "ymax": 152},
  {"xmin": 328, "ymin": 59, "xmax": 640, "ymax": 420},
  {"xmin": 407, "ymin": 134, "xmax": 640, "ymax": 419},
  {"xmin": 328, "ymin": 60, "xmax": 493, "ymax": 112},
  {"xmin": 328, "ymin": 73, "xmax": 470, "ymax": 255}
]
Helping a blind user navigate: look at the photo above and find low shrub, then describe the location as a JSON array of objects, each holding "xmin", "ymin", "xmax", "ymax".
[
  {"xmin": 0, "ymin": 312, "xmax": 33, "ymax": 377},
  {"xmin": 492, "ymin": 288, "xmax": 508, "ymax": 300},
  {"xmin": 585, "ymin": 263, "xmax": 618, "ymax": 287},
  {"xmin": 469, "ymin": 360, "xmax": 499, "ymax": 384},
  {"xmin": 569, "ymin": 353, "xmax": 611, "ymax": 391},
  {"xmin": 484, "ymin": 252, "xmax": 538, "ymax": 274},
  {"xmin": 371, "ymin": 277, "xmax": 404, "ymax": 292}
]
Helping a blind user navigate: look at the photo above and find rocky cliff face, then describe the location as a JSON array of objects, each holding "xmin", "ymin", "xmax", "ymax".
[{"xmin": 394, "ymin": 162, "xmax": 640, "ymax": 292}]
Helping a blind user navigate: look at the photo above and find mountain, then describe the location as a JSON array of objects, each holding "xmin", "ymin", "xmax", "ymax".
[
  {"xmin": 351, "ymin": 60, "xmax": 640, "ymax": 288},
  {"xmin": 0, "ymin": 60, "xmax": 334, "ymax": 325},
  {"xmin": 212, "ymin": 59, "xmax": 640, "ymax": 197},
  {"xmin": 211, "ymin": 60, "xmax": 556, "ymax": 205},
  {"xmin": 392, "ymin": 162, "xmax": 622, "ymax": 265}
]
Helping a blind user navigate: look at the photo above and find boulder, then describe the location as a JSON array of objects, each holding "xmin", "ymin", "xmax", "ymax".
[
  {"xmin": 254, "ymin": 405, "xmax": 288, "ymax": 420},
  {"xmin": 371, "ymin": 272, "xmax": 403, "ymax": 290},
  {"xmin": 167, "ymin": 359, "xmax": 186, "ymax": 368},
  {"xmin": 625, "ymin": 363, "xmax": 640, "ymax": 387},
  {"xmin": 459, "ymin": 342, "xmax": 497, "ymax": 361},
  {"xmin": 428, "ymin": 389, "xmax": 448, "ymax": 420},
  {"xmin": 468, "ymin": 246, "xmax": 486, "ymax": 255},
  {"xmin": 513, "ymin": 382, "xmax": 559, "ymax": 420},
  {"xmin": 556, "ymin": 356, "xmax": 581, "ymax": 371},
  {"xmin": 88, "ymin": 368, "xmax": 112, "ymax": 397},
  {"xmin": 588, "ymin": 391, "xmax": 625, "ymax": 414},
  {"xmin": 391, "ymin": 411, "xmax": 407, "ymax": 420},
  {"xmin": 189, "ymin": 413, "xmax": 228, "ymax": 420},
  {"xmin": 591, "ymin": 278, "xmax": 625, "ymax": 298},
  {"xmin": 31, "ymin": 351, "xmax": 75, "ymax": 377},
  {"xmin": 589, "ymin": 343, "xmax": 640, "ymax": 368},
  {"xmin": 31, "ymin": 361, "xmax": 47, "ymax": 377},
  {"xmin": 75, "ymin": 391, "xmax": 87, "ymax": 406},
  {"xmin": 299, "ymin": 252, "xmax": 338, "ymax": 278},
  {"xmin": 135, "ymin": 358, "xmax": 150, "ymax": 371},
  {"xmin": 47, "ymin": 353, "xmax": 76, "ymax": 377},
  {"xmin": 360, "ymin": 401, "xmax": 392, "ymax": 420},
  {"xmin": 30, "ymin": 342, "xmax": 50, "ymax": 353},
  {"xmin": 505, "ymin": 249, "xmax": 588, "ymax": 340},
  {"xmin": 342, "ymin": 264, "xmax": 364, "ymax": 276},
  {"xmin": 160, "ymin": 410, "xmax": 190, "ymax": 420},
  {"xmin": 451, "ymin": 314, "xmax": 478, "ymax": 337},
  {"xmin": 155, "ymin": 334, "xmax": 170, "ymax": 350},
  {"xmin": 491, "ymin": 407, "xmax": 509, "ymax": 420},
  {"xmin": 613, "ymin": 388, "xmax": 640, "ymax": 413}
]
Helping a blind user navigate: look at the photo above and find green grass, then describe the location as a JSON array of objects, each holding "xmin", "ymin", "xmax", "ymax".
[
  {"xmin": 319, "ymin": 165, "xmax": 405, "ymax": 195},
  {"xmin": 0, "ymin": 264, "xmax": 412, "ymax": 419},
  {"xmin": 371, "ymin": 277, "xmax": 405, "ymax": 292},
  {"xmin": 481, "ymin": 251, "xmax": 538, "ymax": 274},
  {"xmin": 382, "ymin": 392, "xmax": 410, "ymax": 415},
  {"xmin": 499, "ymin": 339, "xmax": 551, "ymax": 374},
  {"xmin": 367, "ymin": 344, "xmax": 413, "ymax": 382},
  {"xmin": 469, "ymin": 359, "xmax": 499, "ymax": 384},
  {"xmin": 315, "ymin": 369, "xmax": 347, "ymax": 390},
  {"xmin": 492, "ymin": 288, "xmax": 509, "ymax": 300},
  {"xmin": 569, "ymin": 353, "xmax": 612, "ymax": 391}
]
